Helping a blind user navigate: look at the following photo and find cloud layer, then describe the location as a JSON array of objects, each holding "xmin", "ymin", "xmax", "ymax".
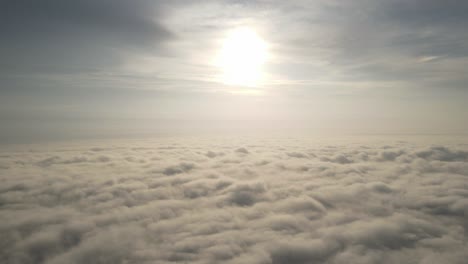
[{"xmin": 1, "ymin": 136, "xmax": 467, "ymax": 263}]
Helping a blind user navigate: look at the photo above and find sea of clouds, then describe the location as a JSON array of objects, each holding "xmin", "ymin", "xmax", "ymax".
[{"xmin": 1, "ymin": 136, "xmax": 467, "ymax": 264}]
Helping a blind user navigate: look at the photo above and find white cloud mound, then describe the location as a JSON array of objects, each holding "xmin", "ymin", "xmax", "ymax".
[{"xmin": 0, "ymin": 137, "xmax": 467, "ymax": 263}]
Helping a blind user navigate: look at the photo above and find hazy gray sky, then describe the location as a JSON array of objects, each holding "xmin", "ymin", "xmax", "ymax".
[{"xmin": 1, "ymin": 0, "xmax": 468, "ymax": 141}]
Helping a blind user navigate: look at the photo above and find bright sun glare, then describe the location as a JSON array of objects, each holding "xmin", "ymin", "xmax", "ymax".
[{"xmin": 218, "ymin": 27, "xmax": 267, "ymax": 87}]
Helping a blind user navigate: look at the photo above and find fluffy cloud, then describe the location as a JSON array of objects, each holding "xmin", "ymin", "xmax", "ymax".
[{"xmin": 0, "ymin": 137, "xmax": 467, "ymax": 263}]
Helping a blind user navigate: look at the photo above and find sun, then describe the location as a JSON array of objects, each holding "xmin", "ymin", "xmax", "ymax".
[{"xmin": 217, "ymin": 27, "xmax": 268, "ymax": 87}]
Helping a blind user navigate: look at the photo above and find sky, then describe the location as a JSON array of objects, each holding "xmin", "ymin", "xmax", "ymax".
[{"xmin": 1, "ymin": 0, "xmax": 468, "ymax": 142}]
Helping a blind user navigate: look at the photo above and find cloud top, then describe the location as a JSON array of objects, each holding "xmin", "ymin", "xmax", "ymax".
[{"xmin": 1, "ymin": 136, "xmax": 467, "ymax": 263}]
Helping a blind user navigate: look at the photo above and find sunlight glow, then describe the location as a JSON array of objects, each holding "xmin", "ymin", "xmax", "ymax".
[{"xmin": 217, "ymin": 27, "xmax": 268, "ymax": 87}]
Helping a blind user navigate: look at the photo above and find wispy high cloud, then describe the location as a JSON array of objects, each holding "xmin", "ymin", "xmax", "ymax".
[{"xmin": 1, "ymin": 0, "xmax": 467, "ymax": 139}]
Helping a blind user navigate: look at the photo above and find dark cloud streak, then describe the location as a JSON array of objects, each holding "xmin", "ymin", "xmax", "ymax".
[{"xmin": 0, "ymin": 0, "xmax": 173, "ymax": 74}]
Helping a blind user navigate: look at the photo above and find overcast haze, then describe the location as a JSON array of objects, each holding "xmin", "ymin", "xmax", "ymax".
[{"xmin": 1, "ymin": 0, "xmax": 468, "ymax": 142}]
